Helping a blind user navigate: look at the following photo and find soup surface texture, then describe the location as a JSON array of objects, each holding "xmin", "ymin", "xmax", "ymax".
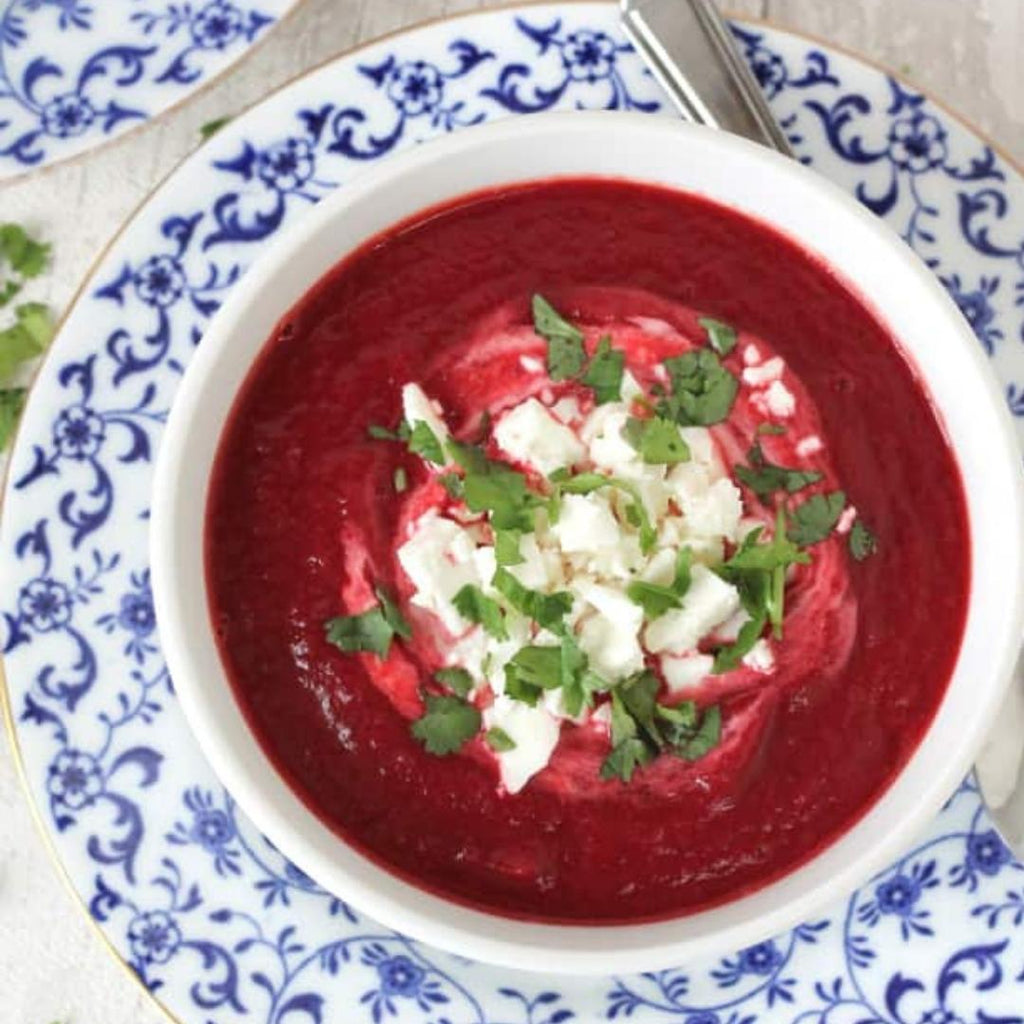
[{"xmin": 207, "ymin": 179, "xmax": 969, "ymax": 923}]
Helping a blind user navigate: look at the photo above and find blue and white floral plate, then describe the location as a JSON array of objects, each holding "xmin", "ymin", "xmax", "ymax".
[
  {"xmin": 0, "ymin": 0, "xmax": 298, "ymax": 179},
  {"xmin": 4, "ymin": 5, "xmax": 1024, "ymax": 1021}
]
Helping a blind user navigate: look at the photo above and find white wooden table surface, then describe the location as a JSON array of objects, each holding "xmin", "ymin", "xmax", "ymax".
[{"xmin": 2, "ymin": 2, "xmax": 1021, "ymax": 1022}]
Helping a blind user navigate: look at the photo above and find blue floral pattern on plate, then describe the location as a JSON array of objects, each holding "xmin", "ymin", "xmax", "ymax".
[
  {"xmin": 3, "ymin": 5, "xmax": 1024, "ymax": 1021},
  {"xmin": 0, "ymin": 0, "xmax": 296, "ymax": 178}
]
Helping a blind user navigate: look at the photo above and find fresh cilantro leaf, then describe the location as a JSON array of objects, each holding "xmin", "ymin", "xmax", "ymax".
[
  {"xmin": 435, "ymin": 666, "xmax": 474, "ymax": 698},
  {"xmin": 325, "ymin": 609, "xmax": 395, "ymax": 658},
  {"xmin": 368, "ymin": 423, "xmax": 403, "ymax": 441},
  {"xmin": 407, "ymin": 421, "xmax": 445, "ymax": 464},
  {"xmin": 713, "ymin": 613, "xmax": 767, "ymax": 673},
  {"xmin": 438, "ymin": 471, "xmax": 464, "ymax": 498},
  {"xmin": 617, "ymin": 671, "xmax": 662, "ymax": 746},
  {"xmin": 734, "ymin": 441, "xmax": 822, "ymax": 500},
  {"xmin": 393, "ymin": 466, "xmax": 408, "ymax": 493},
  {"xmin": 788, "ymin": 490, "xmax": 846, "ymax": 545},
  {"xmin": 0, "ymin": 279, "xmax": 20, "ymax": 308},
  {"xmin": 623, "ymin": 415, "xmax": 691, "ymax": 465},
  {"xmin": 655, "ymin": 699, "xmax": 697, "ymax": 740},
  {"xmin": 673, "ymin": 704, "xmax": 721, "ymax": 761},
  {"xmin": 492, "ymin": 568, "xmax": 572, "ymax": 632},
  {"xmin": 376, "ymin": 586, "xmax": 412, "ymax": 640},
  {"xmin": 509, "ymin": 645, "xmax": 562, "ymax": 687},
  {"xmin": 199, "ymin": 115, "xmax": 232, "ymax": 139},
  {"xmin": 411, "ymin": 694, "xmax": 481, "ymax": 755},
  {"xmin": 849, "ymin": 519, "xmax": 878, "ymax": 561},
  {"xmin": 698, "ymin": 316, "xmax": 738, "ymax": 356},
  {"xmin": 600, "ymin": 691, "xmax": 656, "ymax": 783},
  {"xmin": 581, "ymin": 336, "xmax": 624, "ymax": 404},
  {"xmin": 723, "ymin": 517, "xmax": 810, "ymax": 574},
  {"xmin": 494, "ymin": 529, "xmax": 524, "ymax": 566},
  {"xmin": 673, "ymin": 546, "xmax": 693, "ymax": 595},
  {"xmin": 0, "ymin": 302, "xmax": 53, "ymax": 383},
  {"xmin": 448, "ymin": 440, "xmax": 541, "ymax": 531},
  {"xmin": 626, "ymin": 579, "xmax": 682, "ymax": 619},
  {"xmin": 0, "ymin": 224, "xmax": 51, "ymax": 279},
  {"xmin": 532, "ymin": 293, "xmax": 586, "ymax": 380},
  {"xmin": 659, "ymin": 348, "xmax": 738, "ymax": 426},
  {"xmin": 452, "ymin": 584, "xmax": 508, "ymax": 640},
  {"xmin": 0, "ymin": 387, "xmax": 26, "ymax": 450},
  {"xmin": 485, "ymin": 726, "xmax": 516, "ymax": 752},
  {"xmin": 559, "ymin": 633, "xmax": 597, "ymax": 717}
]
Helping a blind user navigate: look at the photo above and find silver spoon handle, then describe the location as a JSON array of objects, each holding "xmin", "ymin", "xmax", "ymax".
[{"xmin": 620, "ymin": 0, "xmax": 794, "ymax": 157}]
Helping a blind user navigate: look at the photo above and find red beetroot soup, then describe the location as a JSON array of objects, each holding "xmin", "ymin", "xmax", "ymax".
[{"xmin": 206, "ymin": 178, "xmax": 969, "ymax": 923}]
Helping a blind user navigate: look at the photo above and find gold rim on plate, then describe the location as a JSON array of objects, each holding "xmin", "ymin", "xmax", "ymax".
[{"xmin": 2, "ymin": 5, "xmax": 1021, "ymax": 1021}]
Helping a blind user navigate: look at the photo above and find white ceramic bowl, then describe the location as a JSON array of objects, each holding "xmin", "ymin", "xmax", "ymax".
[{"xmin": 151, "ymin": 111, "xmax": 1024, "ymax": 975}]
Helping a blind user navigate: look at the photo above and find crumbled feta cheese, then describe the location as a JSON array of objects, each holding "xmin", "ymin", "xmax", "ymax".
[
  {"xmin": 836, "ymin": 506, "xmax": 858, "ymax": 535},
  {"xmin": 742, "ymin": 356, "xmax": 784, "ymax": 387},
  {"xmin": 645, "ymin": 565, "xmax": 741, "ymax": 655},
  {"xmin": 620, "ymin": 370, "xmax": 644, "ymax": 403},
  {"xmin": 551, "ymin": 492, "xmax": 621, "ymax": 554},
  {"xmin": 551, "ymin": 396, "xmax": 583, "ymax": 425},
  {"xmin": 795, "ymin": 434, "xmax": 823, "ymax": 457},
  {"xmin": 640, "ymin": 547, "xmax": 678, "ymax": 587},
  {"xmin": 668, "ymin": 464, "xmax": 742, "ymax": 541},
  {"xmin": 507, "ymin": 533, "xmax": 556, "ymax": 590},
  {"xmin": 397, "ymin": 512, "xmax": 484, "ymax": 634},
  {"xmin": 742, "ymin": 639, "xmax": 775, "ymax": 674},
  {"xmin": 402, "ymin": 382, "xmax": 450, "ymax": 447},
  {"xmin": 542, "ymin": 686, "xmax": 588, "ymax": 724},
  {"xmin": 483, "ymin": 696, "xmax": 561, "ymax": 793},
  {"xmin": 715, "ymin": 608, "xmax": 752, "ymax": 643},
  {"xmin": 679, "ymin": 426, "xmax": 715, "ymax": 466},
  {"xmin": 743, "ymin": 343, "xmax": 762, "ymax": 366},
  {"xmin": 582, "ymin": 405, "xmax": 642, "ymax": 478},
  {"xmin": 573, "ymin": 581, "xmax": 645, "ymax": 680},
  {"xmin": 752, "ymin": 380, "xmax": 796, "ymax": 419},
  {"xmin": 628, "ymin": 315, "xmax": 678, "ymax": 339},
  {"xmin": 661, "ymin": 653, "xmax": 714, "ymax": 692},
  {"xmin": 519, "ymin": 354, "xmax": 545, "ymax": 374},
  {"xmin": 494, "ymin": 397, "xmax": 586, "ymax": 475}
]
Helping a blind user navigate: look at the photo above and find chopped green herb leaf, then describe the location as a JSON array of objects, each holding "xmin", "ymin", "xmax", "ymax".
[
  {"xmin": 671, "ymin": 704, "xmax": 722, "ymax": 761},
  {"xmin": 448, "ymin": 440, "xmax": 541, "ymax": 531},
  {"xmin": 325, "ymin": 608, "xmax": 396, "ymax": 658},
  {"xmin": 626, "ymin": 579, "xmax": 682, "ymax": 619},
  {"xmin": 673, "ymin": 546, "xmax": 693, "ymax": 595},
  {"xmin": 532, "ymin": 293, "xmax": 586, "ymax": 380},
  {"xmin": 698, "ymin": 316, "xmax": 738, "ymax": 356},
  {"xmin": 0, "ymin": 387, "xmax": 26, "ymax": 450},
  {"xmin": 659, "ymin": 348, "xmax": 738, "ymax": 426},
  {"xmin": 393, "ymin": 466, "xmax": 408, "ymax": 492},
  {"xmin": 435, "ymin": 666, "xmax": 475, "ymax": 698},
  {"xmin": 0, "ymin": 279, "xmax": 20, "ymax": 308},
  {"xmin": 600, "ymin": 691, "xmax": 656, "ymax": 783},
  {"xmin": 407, "ymin": 421, "xmax": 445, "ymax": 464},
  {"xmin": 494, "ymin": 529, "xmax": 524, "ymax": 566},
  {"xmin": 0, "ymin": 224, "xmax": 51, "ymax": 279},
  {"xmin": 580, "ymin": 336, "xmax": 624, "ymax": 404},
  {"xmin": 788, "ymin": 490, "xmax": 846, "ymax": 545},
  {"xmin": 199, "ymin": 115, "xmax": 232, "ymax": 139},
  {"xmin": 734, "ymin": 441, "xmax": 823, "ymax": 500},
  {"xmin": 0, "ymin": 302, "xmax": 53, "ymax": 382},
  {"xmin": 492, "ymin": 567, "xmax": 573, "ymax": 632},
  {"xmin": 756, "ymin": 422, "xmax": 787, "ymax": 436},
  {"xmin": 849, "ymin": 519, "xmax": 878, "ymax": 561},
  {"xmin": 617, "ymin": 671, "xmax": 662, "ymax": 747},
  {"xmin": 438, "ymin": 471, "xmax": 464, "ymax": 498},
  {"xmin": 376, "ymin": 586, "xmax": 412, "ymax": 640},
  {"xmin": 368, "ymin": 423, "xmax": 403, "ymax": 441},
  {"xmin": 485, "ymin": 726, "xmax": 516, "ymax": 752},
  {"xmin": 713, "ymin": 613, "xmax": 767, "ymax": 673},
  {"xmin": 452, "ymin": 584, "xmax": 508, "ymax": 640},
  {"xmin": 559, "ymin": 633, "xmax": 604, "ymax": 717},
  {"xmin": 623, "ymin": 415, "xmax": 691, "ymax": 465},
  {"xmin": 412, "ymin": 694, "xmax": 481, "ymax": 755}
]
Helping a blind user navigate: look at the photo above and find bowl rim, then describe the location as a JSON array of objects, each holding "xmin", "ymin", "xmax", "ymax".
[{"xmin": 151, "ymin": 110, "xmax": 1024, "ymax": 975}]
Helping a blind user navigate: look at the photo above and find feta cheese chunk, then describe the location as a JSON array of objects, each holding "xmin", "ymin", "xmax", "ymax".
[
  {"xmin": 743, "ymin": 639, "xmax": 775, "ymax": 674},
  {"xmin": 742, "ymin": 356, "xmax": 784, "ymax": 387},
  {"xmin": 582, "ymin": 405, "xmax": 642, "ymax": 478},
  {"xmin": 402, "ymin": 383, "xmax": 450, "ymax": 448},
  {"xmin": 645, "ymin": 565, "xmax": 741, "ymax": 655},
  {"xmin": 552, "ymin": 493, "xmax": 621, "ymax": 553},
  {"xmin": 494, "ymin": 397, "xmax": 586, "ymax": 475},
  {"xmin": 752, "ymin": 380, "xmax": 796, "ymax": 419},
  {"xmin": 575, "ymin": 581, "xmax": 645, "ymax": 680},
  {"xmin": 795, "ymin": 434, "xmax": 823, "ymax": 457},
  {"xmin": 397, "ymin": 511, "xmax": 483, "ymax": 633},
  {"xmin": 484, "ymin": 696, "xmax": 561, "ymax": 793},
  {"xmin": 668, "ymin": 463, "xmax": 743, "ymax": 541},
  {"xmin": 661, "ymin": 652, "xmax": 714, "ymax": 692}
]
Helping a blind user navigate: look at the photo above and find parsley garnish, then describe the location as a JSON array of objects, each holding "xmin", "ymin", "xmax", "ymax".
[
  {"xmin": 659, "ymin": 348, "xmax": 738, "ymax": 426},
  {"xmin": 492, "ymin": 567, "xmax": 573, "ymax": 632},
  {"xmin": 788, "ymin": 490, "xmax": 846, "ymax": 545},
  {"xmin": 0, "ymin": 302, "xmax": 52, "ymax": 380},
  {"xmin": 698, "ymin": 316, "xmax": 738, "ymax": 357},
  {"xmin": 0, "ymin": 387, "xmax": 25, "ymax": 450},
  {"xmin": 712, "ymin": 614, "xmax": 767, "ymax": 673},
  {"xmin": 438, "ymin": 471, "xmax": 464, "ymax": 498},
  {"xmin": 485, "ymin": 726, "xmax": 516, "ymax": 752},
  {"xmin": 408, "ymin": 421, "xmax": 445, "ymax": 464},
  {"xmin": 448, "ymin": 439, "xmax": 541, "ymax": 531},
  {"xmin": 623, "ymin": 415, "xmax": 691, "ymax": 465},
  {"xmin": 435, "ymin": 666, "xmax": 474, "ymax": 698},
  {"xmin": 849, "ymin": 519, "xmax": 878, "ymax": 561},
  {"xmin": 452, "ymin": 584, "xmax": 508, "ymax": 640},
  {"xmin": 601, "ymin": 690, "xmax": 656, "ymax": 783},
  {"xmin": 368, "ymin": 421, "xmax": 411, "ymax": 442},
  {"xmin": 504, "ymin": 644, "xmax": 562, "ymax": 704},
  {"xmin": 734, "ymin": 441, "xmax": 822, "ymax": 500},
  {"xmin": 0, "ymin": 224, "xmax": 50, "ymax": 307},
  {"xmin": 668, "ymin": 703, "xmax": 721, "ymax": 761},
  {"xmin": 412, "ymin": 694, "xmax": 481, "ymax": 755},
  {"xmin": 494, "ymin": 529, "xmax": 523, "ymax": 566},
  {"xmin": 532, "ymin": 293, "xmax": 586, "ymax": 380},
  {"xmin": 199, "ymin": 115, "xmax": 232, "ymax": 139},
  {"xmin": 627, "ymin": 548, "xmax": 693, "ymax": 619},
  {"xmin": 324, "ymin": 588, "xmax": 410, "ymax": 659},
  {"xmin": 580, "ymin": 336, "xmax": 624, "ymax": 404}
]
